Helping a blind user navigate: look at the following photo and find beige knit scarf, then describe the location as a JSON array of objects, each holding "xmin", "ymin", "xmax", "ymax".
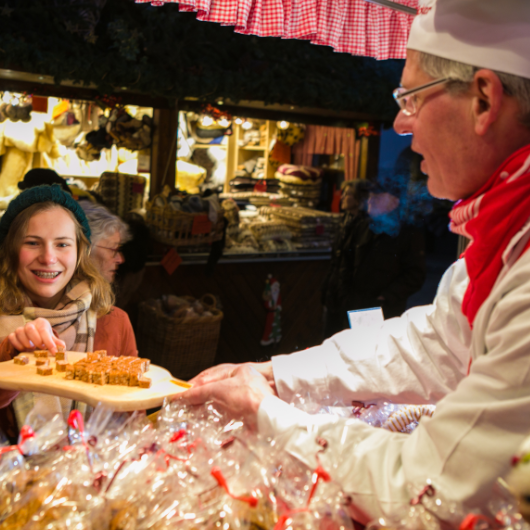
[{"xmin": 0, "ymin": 278, "xmax": 96, "ymax": 352}]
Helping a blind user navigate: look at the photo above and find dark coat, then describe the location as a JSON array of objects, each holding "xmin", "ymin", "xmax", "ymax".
[{"xmin": 323, "ymin": 212, "xmax": 426, "ymax": 333}]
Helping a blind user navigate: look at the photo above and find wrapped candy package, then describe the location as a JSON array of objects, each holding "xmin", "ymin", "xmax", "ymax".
[
  {"xmin": 0, "ymin": 400, "xmax": 354, "ymax": 530},
  {"xmin": 2, "ymin": 396, "xmax": 529, "ymax": 530}
]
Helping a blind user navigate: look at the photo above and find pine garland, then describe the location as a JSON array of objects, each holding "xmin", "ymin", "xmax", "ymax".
[{"xmin": 0, "ymin": 0, "xmax": 403, "ymax": 120}]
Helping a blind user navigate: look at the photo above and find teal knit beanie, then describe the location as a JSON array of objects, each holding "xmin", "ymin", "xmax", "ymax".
[{"xmin": 0, "ymin": 184, "xmax": 91, "ymax": 245}]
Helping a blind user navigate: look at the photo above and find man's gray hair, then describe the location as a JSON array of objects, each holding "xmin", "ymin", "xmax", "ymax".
[
  {"xmin": 79, "ymin": 201, "xmax": 131, "ymax": 245},
  {"xmin": 419, "ymin": 52, "xmax": 530, "ymax": 129}
]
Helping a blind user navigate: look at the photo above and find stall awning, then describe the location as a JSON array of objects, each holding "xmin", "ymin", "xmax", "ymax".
[{"xmin": 134, "ymin": 0, "xmax": 418, "ymax": 60}]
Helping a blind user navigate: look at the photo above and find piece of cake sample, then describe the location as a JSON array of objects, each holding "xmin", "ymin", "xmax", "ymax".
[
  {"xmin": 65, "ymin": 364, "xmax": 75, "ymax": 380},
  {"xmin": 74, "ymin": 362, "xmax": 87, "ymax": 379},
  {"xmin": 37, "ymin": 366, "xmax": 53, "ymax": 376},
  {"xmin": 128, "ymin": 368, "xmax": 142, "ymax": 387},
  {"xmin": 92, "ymin": 370, "xmax": 107, "ymax": 385},
  {"xmin": 36, "ymin": 358, "xmax": 49, "ymax": 367},
  {"xmin": 55, "ymin": 351, "xmax": 67, "ymax": 361},
  {"xmin": 139, "ymin": 358, "xmax": 150, "ymax": 370},
  {"xmin": 56, "ymin": 360, "xmax": 68, "ymax": 372},
  {"xmin": 14, "ymin": 355, "xmax": 29, "ymax": 365},
  {"xmin": 34, "ymin": 350, "xmax": 49, "ymax": 358},
  {"xmin": 108, "ymin": 369, "xmax": 120, "ymax": 385},
  {"xmin": 138, "ymin": 376, "xmax": 151, "ymax": 388}
]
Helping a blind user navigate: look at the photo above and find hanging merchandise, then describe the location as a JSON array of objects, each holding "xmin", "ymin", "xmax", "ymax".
[
  {"xmin": 0, "ymin": 100, "xmax": 60, "ymax": 207},
  {"xmin": 268, "ymin": 122, "xmax": 305, "ymax": 171},
  {"xmin": 187, "ymin": 106, "xmax": 232, "ymax": 145},
  {"xmin": 76, "ymin": 100, "xmax": 153, "ymax": 161},
  {"xmin": 261, "ymin": 275, "xmax": 282, "ymax": 346},
  {"xmin": 0, "ymin": 94, "xmax": 33, "ymax": 123}
]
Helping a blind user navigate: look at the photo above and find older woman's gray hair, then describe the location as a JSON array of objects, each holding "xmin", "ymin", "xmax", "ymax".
[{"xmin": 79, "ymin": 201, "xmax": 131, "ymax": 245}]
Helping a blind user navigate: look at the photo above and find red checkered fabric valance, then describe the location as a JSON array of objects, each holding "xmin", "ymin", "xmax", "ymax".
[{"xmin": 134, "ymin": 0, "xmax": 418, "ymax": 60}]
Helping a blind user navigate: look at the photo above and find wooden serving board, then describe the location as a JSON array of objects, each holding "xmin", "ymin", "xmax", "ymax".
[{"xmin": 0, "ymin": 352, "xmax": 191, "ymax": 412}]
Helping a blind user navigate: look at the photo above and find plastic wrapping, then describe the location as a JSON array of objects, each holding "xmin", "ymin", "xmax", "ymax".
[
  {"xmin": 2, "ymin": 398, "xmax": 527, "ymax": 530},
  {"xmin": 0, "ymin": 400, "xmax": 355, "ymax": 529},
  {"xmin": 289, "ymin": 392, "xmax": 436, "ymax": 434}
]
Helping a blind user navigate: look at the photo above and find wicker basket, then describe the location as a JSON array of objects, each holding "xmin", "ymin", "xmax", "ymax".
[
  {"xmin": 146, "ymin": 194, "xmax": 224, "ymax": 248},
  {"xmin": 137, "ymin": 299, "xmax": 223, "ymax": 381}
]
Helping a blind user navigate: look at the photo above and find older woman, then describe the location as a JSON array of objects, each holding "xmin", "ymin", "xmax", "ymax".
[
  {"xmin": 79, "ymin": 200, "xmax": 130, "ymax": 284},
  {"xmin": 0, "ymin": 185, "xmax": 137, "ymax": 441}
]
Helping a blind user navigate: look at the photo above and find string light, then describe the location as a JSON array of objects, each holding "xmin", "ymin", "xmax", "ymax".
[
  {"xmin": 234, "ymin": 118, "xmax": 243, "ymax": 125},
  {"xmin": 218, "ymin": 118, "xmax": 229, "ymax": 127},
  {"xmin": 201, "ymin": 115, "xmax": 214, "ymax": 127},
  {"xmin": 278, "ymin": 120, "xmax": 289, "ymax": 129},
  {"xmin": 241, "ymin": 120, "xmax": 253, "ymax": 130}
]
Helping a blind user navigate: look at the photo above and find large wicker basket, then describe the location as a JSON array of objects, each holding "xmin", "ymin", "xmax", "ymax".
[
  {"xmin": 146, "ymin": 194, "xmax": 224, "ymax": 248},
  {"xmin": 137, "ymin": 300, "xmax": 223, "ymax": 381}
]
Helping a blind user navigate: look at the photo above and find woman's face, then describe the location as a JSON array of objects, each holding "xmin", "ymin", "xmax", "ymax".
[
  {"xmin": 17, "ymin": 207, "xmax": 78, "ymax": 309},
  {"xmin": 91, "ymin": 230, "xmax": 124, "ymax": 283}
]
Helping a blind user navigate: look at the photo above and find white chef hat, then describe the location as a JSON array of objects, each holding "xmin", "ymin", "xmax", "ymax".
[{"xmin": 407, "ymin": 0, "xmax": 530, "ymax": 80}]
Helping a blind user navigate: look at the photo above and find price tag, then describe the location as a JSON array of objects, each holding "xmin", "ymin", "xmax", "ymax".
[
  {"xmin": 191, "ymin": 214, "xmax": 212, "ymax": 235},
  {"xmin": 32, "ymin": 96, "xmax": 49, "ymax": 113},
  {"xmin": 161, "ymin": 248, "xmax": 182, "ymax": 276},
  {"xmin": 347, "ymin": 307, "xmax": 384, "ymax": 329}
]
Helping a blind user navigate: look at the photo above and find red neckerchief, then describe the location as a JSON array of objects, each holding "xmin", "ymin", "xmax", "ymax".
[{"xmin": 449, "ymin": 143, "xmax": 530, "ymax": 328}]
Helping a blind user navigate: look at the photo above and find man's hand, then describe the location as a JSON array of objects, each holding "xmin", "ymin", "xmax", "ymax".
[
  {"xmin": 188, "ymin": 360, "xmax": 277, "ymax": 392},
  {"xmin": 180, "ymin": 364, "xmax": 276, "ymax": 430},
  {"xmin": 8, "ymin": 318, "xmax": 66, "ymax": 354}
]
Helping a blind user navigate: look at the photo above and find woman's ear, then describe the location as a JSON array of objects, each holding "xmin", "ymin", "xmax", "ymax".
[{"xmin": 472, "ymin": 69, "xmax": 505, "ymax": 136}]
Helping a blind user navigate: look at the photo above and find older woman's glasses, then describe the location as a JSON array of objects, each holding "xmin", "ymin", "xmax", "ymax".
[
  {"xmin": 393, "ymin": 77, "xmax": 449, "ymax": 116},
  {"xmin": 95, "ymin": 245, "xmax": 123, "ymax": 258}
]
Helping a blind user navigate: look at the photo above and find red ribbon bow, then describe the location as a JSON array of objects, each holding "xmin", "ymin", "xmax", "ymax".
[
  {"xmin": 273, "ymin": 465, "xmax": 332, "ymax": 530},
  {"xmin": 0, "ymin": 425, "xmax": 35, "ymax": 457},
  {"xmin": 210, "ymin": 466, "xmax": 258, "ymax": 507}
]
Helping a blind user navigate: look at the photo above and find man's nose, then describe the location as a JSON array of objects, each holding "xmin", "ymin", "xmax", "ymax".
[
  {"xmin": 393, "ymin": 110, "xmax": 413, "ymax": 136},
  {"xmin": 116, "ymin": 251, "xmax": 125, "ymax": 265}
]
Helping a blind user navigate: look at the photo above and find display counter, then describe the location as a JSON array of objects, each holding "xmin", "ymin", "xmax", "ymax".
[{"xmin": 120, "ymin": 249, "xmax": 331, "ymax": 371}]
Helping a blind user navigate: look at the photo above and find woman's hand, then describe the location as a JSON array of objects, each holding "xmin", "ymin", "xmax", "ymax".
[
  {"xmin": 8, "ymin": 318, "xmax": 66, "ymax": 354},
  {"xmin": 181, "ymin": 364, "xmax": 276, "ymax": 430}
]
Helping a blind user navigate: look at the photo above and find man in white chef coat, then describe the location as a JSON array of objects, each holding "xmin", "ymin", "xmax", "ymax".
[{"xmin": 182, "ymin": 0, "xmax": 530, "ymax": 523}]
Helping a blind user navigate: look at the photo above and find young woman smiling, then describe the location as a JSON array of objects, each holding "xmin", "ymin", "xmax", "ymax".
[{"xmin": 0, "ymin": 185, "xmax": 137, "ymax": 442}]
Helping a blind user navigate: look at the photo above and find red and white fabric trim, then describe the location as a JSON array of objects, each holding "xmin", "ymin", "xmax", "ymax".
[{"xmin": 134, "ymin": 0, "xmax": 418, "ymax": 60}]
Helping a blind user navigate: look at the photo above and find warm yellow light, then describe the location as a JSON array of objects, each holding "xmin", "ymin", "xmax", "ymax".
[
  {"xmin": 278, "ymin": 120, "xmax": 289, "ymax": 129},
  {"xmin": 218, "ymin": 118, "xmax": 229, "ymax": 127},
  {"xmin": 201, "ymin": 115, "xmax": 214, "ymax": 127},
  {"xmin": 241, "ymin": 120, "xmax": 253, "ymax": 130},
  {"xmin": 235, "ymin": 118, "xmax": 243, "ymax": 125}
]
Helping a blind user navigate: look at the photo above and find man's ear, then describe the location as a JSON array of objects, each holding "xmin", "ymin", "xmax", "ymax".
[{"xmin": 472, "ymin": 69, "xmax": 504, "ymax": 136}]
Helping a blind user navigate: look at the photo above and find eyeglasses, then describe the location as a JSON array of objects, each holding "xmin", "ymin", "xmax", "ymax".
[
  {"xmin": 393, "ymin": 77, "xmax": 449, "ymax": 116},
  {"xmin": 95, "ymin": 245, "xmax": 123, "ymax": 258}
]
